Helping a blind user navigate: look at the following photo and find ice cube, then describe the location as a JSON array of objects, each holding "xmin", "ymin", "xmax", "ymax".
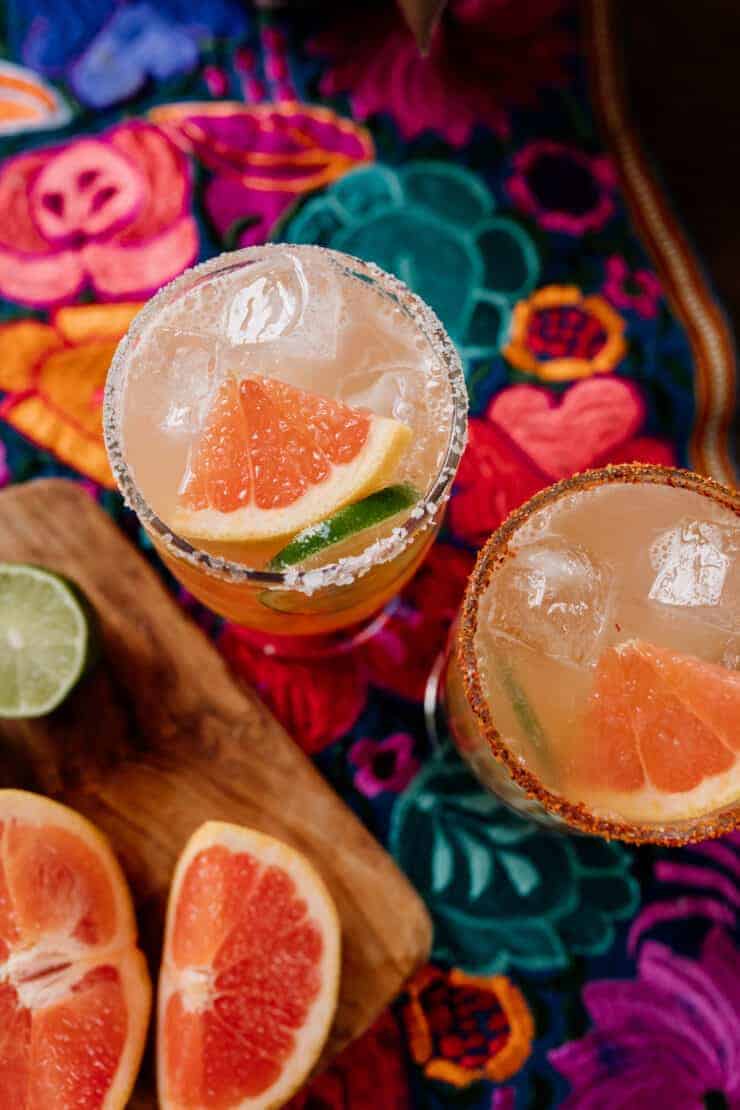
[
  {"xmin": 648, "ymin": 520, "xmax": 738, "ymax": 611},
  {"xmin": 337, "ymin": 365, "xmax": 428, "ymax": 424},
  {"xmin": 223, "ymin": 251, "xmax": 341, "ymax": 362},
  {"xmin": 147, "ymin": 328, "xmax": 224, "ymax": 437},
  {"xmin": 484, "ymin": 540, "xmax": 613, "ymax": 666}
]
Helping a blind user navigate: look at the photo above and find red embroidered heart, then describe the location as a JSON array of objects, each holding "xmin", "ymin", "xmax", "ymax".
[{"xmin": 487, "ymin": 377, "xmax": 645, "ymax": 478}]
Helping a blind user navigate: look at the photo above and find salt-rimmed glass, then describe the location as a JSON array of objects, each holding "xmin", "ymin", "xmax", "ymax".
[
  {"xmin": 104, "ymin": 245, "xmax": 467, "ymax": 645},
  {"xmin": 443, "ymin": 464, "xmax": 739, "ymax": 845}
]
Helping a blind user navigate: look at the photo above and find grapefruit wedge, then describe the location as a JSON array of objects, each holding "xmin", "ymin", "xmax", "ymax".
[
  {"xmin": 568, "ymin": 640, "xmax": 740, "ymax": 822},
  {"xmin": 0, "ymin": 789, "xmax": 151, "ymax": 1109},
  {"xmin": 157, "ymin": 821, "xmax": 341, "ymax": 1110},
  {"xmin": 173, "ymin": 375, "xmax": 412, "ymax": 542}
]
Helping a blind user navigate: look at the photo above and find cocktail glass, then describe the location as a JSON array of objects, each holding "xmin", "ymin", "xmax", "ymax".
[
  {"xmin": 443, "ymin": 464, "xmax": 739, "ymax": 844},
  {"xmin": 104, "ymin": 245, "xmax": 467, "ymax": 650}
]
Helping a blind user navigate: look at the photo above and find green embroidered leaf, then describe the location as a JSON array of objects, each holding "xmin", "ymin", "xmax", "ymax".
[
  {"xmin": 456, "ymin": 827, "xmax": 494, "ymax": 900},
  {"xmin": 431, "ymin": 820, "xmax": 455, "ymax": 894},
  {"xmin": 498, "ymin": 850, "xmax": 540, "ymax": 897},
  {"xmin": 389, "ymin": 744, "xmax": 640, "ymax": 975}
]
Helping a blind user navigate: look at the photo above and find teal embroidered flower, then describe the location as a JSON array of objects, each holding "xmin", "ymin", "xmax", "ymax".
[
  {"xmin": 281, "ymin": 161, "xmax": 541, "ymax": 371},
  {"xmin": 389, "ymin": 745, "xmax": 639, "ymax": 975}
]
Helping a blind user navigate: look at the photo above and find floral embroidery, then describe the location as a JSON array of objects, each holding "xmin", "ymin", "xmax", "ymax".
[
  {"xmin": 627, "ymin": 830, "xmax": 740, "ymax": 952},
  {"xmin": 602, "ymin": 254, "xmax": 662, "ymax": 318},
  {"xmin": 349, "ymin": 732, "xmax": 420, "ymax": 798},
  {"xmin": 449, "ymin": 419, "xmax": 550, "ymax": 549},
  {"xmin": 450, "ymin": 377, "xmax": 675, "ymax": 546},
  {"xmin": 0, "ymin": 60, "xmax": 71, "ymax": 136},
  {"xmin": 287, "ymin": 1009, "xmax": 409, "ymax": 1108},
  {"xmin": 390, "ymin": 744, "xmax": 639, "ymax": 974},
  {"xmin": 11, "ymin": 0, "xmax": 248, "ymax": 105},
  {"xmin": 507, "ymin": 141, "xmax": 617, "ymax": 235},
  {"xmin": 285, "ymin": 161, "xmax": 540, "ymax": 369},
  {"xmin": 310, "ymin": 0, "xmax": 571, "ymax": 148},
  {"xmin": 486, "ymin": 377, "xmax": 676, "ymax": 479},
  {"xmin": 549, "ymin": 929, "xmax": 740, "ymax": 1108},
  {"xmin": 403, "ymin": 965, "xmax": 533, "ymax": 1087},
  {"xmin": 218, "ymin": 625, "xmax": 368, "ymax": 754},
  {"xmin": 503, "ymin": 285, "xmax": 627, "ymax": 380},
  {"xmin": 0, "ymin": 303, "xmax": 141, "ymax": 486},
  {"xmin": 0, "ymin": 121, "xmax": 197, "ymax": 307},
  {"xmin": 150, "ymin": 101, "xmax": 374, "ymax": 248}
]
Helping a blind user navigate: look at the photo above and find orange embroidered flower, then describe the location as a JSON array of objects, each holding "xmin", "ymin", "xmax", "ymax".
[
  {"xmin": 0, "ymin": 303, "xmax": 141, "ymax": 486},
  {"xmin": 403, "ymin": 965, "xmax": 534, "ymax": 1088},
  {"xmin": 504, "ymin": 285, "xmax": 627, "ymax": 381}
]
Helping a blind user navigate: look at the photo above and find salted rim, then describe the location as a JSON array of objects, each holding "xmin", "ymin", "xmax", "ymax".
[
  {"xmin": 456, "ymin": 463, "xmax": 740, "ymax": 846},
  {"xmin": 104, "ymin": 244, "xmax": 467, "ymax": 593}
]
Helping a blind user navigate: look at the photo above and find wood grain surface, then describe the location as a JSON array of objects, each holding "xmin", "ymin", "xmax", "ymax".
[{"xmin": 0, "ymin": 478, "xmax": 432, "ymax": 1106}]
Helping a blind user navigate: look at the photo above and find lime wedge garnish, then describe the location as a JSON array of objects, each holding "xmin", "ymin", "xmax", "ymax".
[
  {"xmin": 267, "ymin": 483, "xmax": 420, "ymax": 570},
  {"xmin": 493, "ymin": 653, "xmax": 547, "ymax": 751},
  {"xmin": 0, "ymin": 564, "xmax": 96, "ymax": 718}
]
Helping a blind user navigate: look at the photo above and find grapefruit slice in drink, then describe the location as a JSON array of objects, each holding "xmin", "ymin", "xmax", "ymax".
[
  {"xmin": 157, "ymin": 821, "xmax": 340, "ymax": 1110},
  {"xmin": 173, "ymin": 375, "xmax": 412, "ymax": 542},
  {"xmin": 567, "ymin": 640, "xmax": 740, "ymax": 822},
  {"xmin": 0, "ymin": 789, "xmax": 151, "ymax": 1108}
]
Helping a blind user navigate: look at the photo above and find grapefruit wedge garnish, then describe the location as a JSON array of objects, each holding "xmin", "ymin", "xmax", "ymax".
[
  {"xmin": 568, "ymin": 640, "xmax": 740, "ymax": 822},
  {"xmin": 157, "ymin": 821, "xmax": 340, "ymax": 1110},
  {"xmin": 0, "ymin": 790, "xmax": 151, "ymax": 1108},
  {"xmin": 172, "ymin": 375, "xmax": 412, "ymax": 542}
]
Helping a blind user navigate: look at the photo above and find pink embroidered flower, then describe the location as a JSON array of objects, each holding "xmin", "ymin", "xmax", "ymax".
[
  {"xmin": 349, "ymin": 732, "xmax": 420, "ymax": 798},
  {"xmin": 507, "ymin": 141, "xmax": 617, "ymax": 235},
  {"xmin": 549, "ymin": 929, "xmax": 740, "ymax": 1109},
  {"xmin": 219, "ymin": 624, "xmax": 368, "ymax": 754},
  {"xmin": 150, "ymin": 102, "xmax": 373, "ymax": 247},
  {"xmin": 602, "ymin": 255, "xmax": 662, "ymax": 318},
  {"xmin": 0, "ymin": 122, "xmax": 198, "ymax": 307},
  {"xmin": 310, "ymin": 0, "xmax": 571, "ymax": 149},
  {"xmin": 450, "ymin": 378, "xmax": 676, "ymax": 547}
]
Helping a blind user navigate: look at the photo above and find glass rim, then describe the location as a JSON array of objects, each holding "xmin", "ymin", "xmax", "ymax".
[
  {"xmin": 104, "ymin": 244, "xmax": 468, "ymax": 591},
  {"xmin": 455, "ymin": 462, "xmax": 740, "ymax": 846}
]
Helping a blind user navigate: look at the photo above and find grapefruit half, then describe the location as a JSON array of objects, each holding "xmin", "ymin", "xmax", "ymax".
[
  {"xmin": 0, "ymin": 789, "xmax": 151, "ymax": 1108},
  {"xmin": 568, "ymin": 640, "xmax": 740, "ymax": 822},
  {"xmin": 173, "ymin": 375, "xmax": 412, "ymax": 542},
  {"xmin": 157, "ymin": 821, "xmax": 341, "ymax": 1110}
]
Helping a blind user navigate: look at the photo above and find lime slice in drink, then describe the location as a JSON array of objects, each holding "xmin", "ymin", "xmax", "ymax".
[
  {"xmin": 0, "ymin": 564, "xmax": 96, "ymax": 718},
  {"xmin": 268, "ymin": 484, "xmax": 419, "ymax": 571}
]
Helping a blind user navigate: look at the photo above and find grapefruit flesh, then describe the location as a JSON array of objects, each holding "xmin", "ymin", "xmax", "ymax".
[
  {"xmin": 0, "ymin": 789, "xmax": 151, "ymax": 1109},
  {"xmin": 568, "ymin": 640, "xmax": 740, "ymax": 822},
  {"xmin": 158, "ymin": 821, "xmax": 340, "ymax": 1110},
  {"xmin": 173, "ymin": 375, "xmax": 412, "ymax": 543}
]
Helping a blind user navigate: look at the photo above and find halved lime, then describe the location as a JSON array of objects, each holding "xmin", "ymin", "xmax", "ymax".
[
  {"xmin": 267, "ymin": 483, "xmax": 420, "ymax": 571},
  {"xmin": 0, "ymin": 564, "xmax": 95, "ymax": 718}
]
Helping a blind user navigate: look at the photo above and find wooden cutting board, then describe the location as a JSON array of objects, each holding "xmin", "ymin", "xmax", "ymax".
[{"xmin": 0, "ymin": 479, "xmax": 432, "ymax": 1106}]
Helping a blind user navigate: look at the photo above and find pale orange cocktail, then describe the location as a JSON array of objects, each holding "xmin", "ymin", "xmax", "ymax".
[
  {"xmin": 104, "ymin": 246, "xmax": 466, "ymax": 636},
  {"xmin": 446, "ymin": 465, "xmax": 739, "ymax": 843}
]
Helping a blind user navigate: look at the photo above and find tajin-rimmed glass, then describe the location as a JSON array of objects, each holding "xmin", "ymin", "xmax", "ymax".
[
  {"xmin": 447, "ymin": 463, "xmax": 739, "ymax": 845},
  {"xmin": 104, "ymin": 245, "xmax": 468, "ymax": 636}
]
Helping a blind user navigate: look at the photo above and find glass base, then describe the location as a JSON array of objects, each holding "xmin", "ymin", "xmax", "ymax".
[
  {"xmin": 424, "ymin": 648, "xmax": 449, "ymax": 749},
  {"xmin": 233, "ymin": 597, "xmax": 401, "ymax": 661}
]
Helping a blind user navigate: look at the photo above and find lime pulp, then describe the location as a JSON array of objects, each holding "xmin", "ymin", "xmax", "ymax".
[{"xmin": 0, "ymin": 564, "xmax": 94, "ymax": 718}]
